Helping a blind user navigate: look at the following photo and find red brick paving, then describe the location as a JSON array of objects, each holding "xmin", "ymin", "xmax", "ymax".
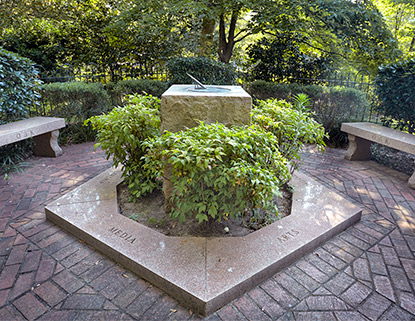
[{"xmin": 0, "ymin": 142, "xmax": 414, "ymax": 320}]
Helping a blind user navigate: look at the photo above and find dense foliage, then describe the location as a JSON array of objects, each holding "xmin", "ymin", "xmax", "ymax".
[
  {"xmin": 1, "ymin": 0, "xmax": 122, "ymax": 72},
  {"xmin": 108, "ymin": 79, "xmax": 169, "ymax": 106},
  {"xmin": 374, "ymin": 59, "xmax": 415, "ymax": 133},
  {"xmin": 252, "ymin": 98, "xmax": 327, "ymax": 171},
  {"xmin": 41, "ymin": 82, "xmax": 111, "ymax": 143},
  {"xmin": 246, "ymin": 81, "xmax": 370, "ymax": 146},
  {"xmin": 166, "ymin": 57, "xmax": 236, "ymax": 85},
  {"xmin": 145, "ymin": 122, "xmax": 290, "ymax": 223},
  {"xmin": 247, "ymin": 34, "xmax": 332, "ymax": 82},
  {"xmin": 86, "ymin": 94, "xmax": 162, "ymax": 198},
  {"xmin": 375, "ymin": 0, "xmax": 415, "ymax": 55},
  {"xmin": 0, "ymin": 49, "xmax": 42, "ymax": 177},
  {"xmin": 88, "ymin": 94, "xmax": 326, "ymax": 224},
  {"xmin": 0, "ymin": 48, "xmax": 42, "ymax": 124},
  {"xmin": 1, "ymin": 0, "xmax": 401, "ymax": 74}
]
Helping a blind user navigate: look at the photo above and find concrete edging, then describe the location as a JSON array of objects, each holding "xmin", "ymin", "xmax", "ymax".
[{"xmin": 45, "ymin": 167, "xmax": 362, "ymax": 316}]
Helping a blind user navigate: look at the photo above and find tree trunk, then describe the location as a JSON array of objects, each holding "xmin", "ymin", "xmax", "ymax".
[
  {"xmin": 409, "ymin": 31, "xmax": 415, "ymax": 53},
  {"xmin": 199, "ymin": 17, "xmax": 216, "ymax": 56},
  {"xmin": 218, "ymin": 10, "xmax": 239, "ymax": 63}
]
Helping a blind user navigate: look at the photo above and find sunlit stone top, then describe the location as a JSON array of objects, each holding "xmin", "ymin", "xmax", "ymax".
[{"xmin": 161, "ymin": 85, "xmax": 252, "ymax": 134}]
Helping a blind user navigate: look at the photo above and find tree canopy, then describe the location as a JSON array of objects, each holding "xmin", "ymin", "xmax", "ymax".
[{"xmin": 0, "ymin": 0, "xmax": 404, "ymax": 75}]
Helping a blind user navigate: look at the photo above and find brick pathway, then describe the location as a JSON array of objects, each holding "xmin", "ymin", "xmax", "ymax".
[{"xmin": 0, "ymin": 142, "xmax": 414, "ymax": 320}]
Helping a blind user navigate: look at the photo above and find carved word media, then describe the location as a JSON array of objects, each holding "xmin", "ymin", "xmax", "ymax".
[{"xmin": 109, "ymin": 227, "xmax": 136, "ymax": 244}]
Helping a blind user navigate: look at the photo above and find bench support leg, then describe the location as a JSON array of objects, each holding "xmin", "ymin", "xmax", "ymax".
[
  {"xmin": 345, "ymin": 134, "xmax": 372, "ymax": 161},
  {"xmin": 33, "ymin": 130, "xmax": 63, "ymax": 157},
  {"xmin": 409, "ymin": 171, "xmax": 415, "ymax": 190}
]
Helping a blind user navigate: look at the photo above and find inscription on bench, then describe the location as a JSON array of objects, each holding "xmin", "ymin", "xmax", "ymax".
[
  {"xmin": 278, "ymin": 229, "xmax": 300, "ymax": 243},
  {"xmin": 109, "ymin": 227, "xmax": 136, "ymax": 244},
  {"xmin": 15, "ymin": 129, "xmax": 35, "ymax": 140}
]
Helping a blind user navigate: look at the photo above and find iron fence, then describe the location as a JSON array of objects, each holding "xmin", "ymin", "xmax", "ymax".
[
  {"xmin": 292, "ymin": 69, "xmax": 381, "ymax": 124},
  {"xmin": 35, "ymin": 64, "xmax": 381, "ymax": 124},
  {"xmin": 36, "ymin": 62, "xmax": 168, "ymax": 84}
]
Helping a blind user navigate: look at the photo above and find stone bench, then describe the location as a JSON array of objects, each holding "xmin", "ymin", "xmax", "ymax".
[
  {"xmin": 341, "ymin": 122, "xmax": 415, "ymax": 189},
  {"xmin": 0, "ymin": 117, "xmax": 65, "ymax": 157}
]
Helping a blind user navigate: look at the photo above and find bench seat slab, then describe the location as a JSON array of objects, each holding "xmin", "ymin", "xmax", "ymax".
[
  {"xmin": 341, "ymin": 122, "xmax": 415, "ymax": 190},
  {"xmin": 341, "ymin": 122, "xmax": 415, "ymax": 155},
  {"xmin": 0, "ymin": 117, "xmax": 65, "ymax": 157}
]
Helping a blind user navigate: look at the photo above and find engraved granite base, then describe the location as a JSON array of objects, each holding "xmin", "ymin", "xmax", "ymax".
[{"xmin": 45, "ymin": 167, "xmax": 361, "ymax": 316}]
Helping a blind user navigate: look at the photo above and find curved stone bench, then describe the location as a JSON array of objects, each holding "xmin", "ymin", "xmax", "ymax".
[
  {"xmin": 0, "ymin": 117, "xmax": 65, "ymax": 157},
  {"xmin": 341, "ymin": 122, "xmax": 415, "ymax": 189}
]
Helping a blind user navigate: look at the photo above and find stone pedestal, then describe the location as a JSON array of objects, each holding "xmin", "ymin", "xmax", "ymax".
[
  {"xmin": 344, "ymin": 134, "xmax": 372, "ymax": 161},
  {"xmin": 160, "ymin": 85, "xmax": 252, "ymax": 211},
  {"xmin": 409, "ymin": 170, "xmax": 415, "ymax": 189},
  {"xmin": 33, "ymin": 130, "xmax": 63, "ymax": 157}
]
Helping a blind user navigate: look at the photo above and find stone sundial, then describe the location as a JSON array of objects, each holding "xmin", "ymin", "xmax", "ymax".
[
  {"xmin": 185, "ymin": 73, "xmax": 230, "ymax": 93},
  {"xmin": 186, "ymin": 73, "xmax": 206, "ymax": 89}
]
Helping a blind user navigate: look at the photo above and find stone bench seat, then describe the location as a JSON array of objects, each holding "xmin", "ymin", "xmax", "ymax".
[
  {"xmin": 341, "ymin": 122, "xmax": 415, "ymax": 189},
  {"xmin": 0, "ymin": 117, "xmax": 65, "ymax": 157}
]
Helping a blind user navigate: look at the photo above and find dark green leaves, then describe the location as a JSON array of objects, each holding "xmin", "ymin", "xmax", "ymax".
[
  {"xmin": 86, "ymin": 94, "xmax": 162, "ymax": 198},
  {"xmin": 0, "ymin": 48, "xmax": 42, "ymax": 124},
  {"xmin": 146, "ymin": 122, "xmax": 290, "ymax": 223},
  {"xmin": 374, "ymin": 59, "xmax": 415, "ymax": 134}
]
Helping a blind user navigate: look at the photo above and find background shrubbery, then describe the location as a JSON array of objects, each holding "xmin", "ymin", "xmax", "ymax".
[
  {"xmin": 374, "ymin": 59, "xmax": 415, "ymax": 134},
  {"xmin": 166, "ymin": 57, "xmax": 236, "ymax": 85},
  {"xmin": 246, "ymin": 81, "xmax": 370, "ymax": 146},
  {"xmin": 0, "ymin": 48, "xmax": 42, "ymax": 124},
  {"xmin": 0, "ymin": 48, "xmax": 41, "ymax": 176},
  {"xmin": 246, "ymin": 34, "xmax": 332, "ymax": 83},
  {"xmin": 40, "ymin": 82, "xmax": 111, "ymax": 144},
  {"xmin": 107, "ymin": 79, "xmax": 169, "ymax": 106}
]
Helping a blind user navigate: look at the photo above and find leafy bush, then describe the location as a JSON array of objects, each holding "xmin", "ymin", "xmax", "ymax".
[
  {"xmin": 374, "ymin": 59, "xmax": 415, "ymax": 134},
  {"xmin": 108, "ymin": 79, "xmax": 169, "ymax": 106},
  {"xmin": 0, "ymin": 48, "xmax": 42, "ymax": 124},
  {"xmin": 89, "ymin": 94, "xmax": 326, "ymax": 225},
  {"xmin": 166, "ymin": 56, "xmax": 236, "ymax": 85},
  {"xmin": 86, "ymin": 94, "xmax": 162, "ymax": 198},
  {"xmin": 247, "ymin": 34, "xmax": 332, "ymax": 83},
  {"xmin": 1, "ymin": 19, "xmax": 66, "ymax": 72},
  {"xmin": 246, "ymin": 80, "xmax": 322, "ymax": 102},
  {"xmin": 144, "ymin": 122, "xmax": 290, "ymax": 223},
  {"xmin": 41, "ymin": 82, "xmax": 111, "ymax": 144},
  {"xmin": 246, "ymin": 81, "xmax": 369, "ymax": 146},
  {"xmin": 252, "ymin": 98, "xmax": 326, "ymax": 172},
  {"xmin": 311, "ymin": 86, "xmax": 369, "ymax": 145}
]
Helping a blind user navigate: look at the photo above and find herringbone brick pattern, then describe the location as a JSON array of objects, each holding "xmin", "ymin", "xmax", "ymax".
[{"xmin": 0, "ymin": 142, "xmax": 414, "ymax": 320}]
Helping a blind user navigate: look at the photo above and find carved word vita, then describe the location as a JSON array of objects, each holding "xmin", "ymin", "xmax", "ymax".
[
  {"xmin": 108, "ymin": 227, "xmax": 136, "ymax": 244},
  {"xmin": 277, "ymin": 229, "xmax": 300, "ymax": 243}
]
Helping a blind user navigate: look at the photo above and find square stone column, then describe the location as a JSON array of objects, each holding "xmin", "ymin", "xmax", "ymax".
[{"xmin": 160, "ymin": 85, "xmax": 252, "ymax": 212}]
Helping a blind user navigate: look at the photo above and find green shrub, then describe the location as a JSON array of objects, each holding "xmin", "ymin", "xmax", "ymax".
[
  {"xmin": 0, "ymin": 48, "xmax": 42, "ymax": 124},
  {"xmin": 374, "ymin": 59, "xmax": 415, "ymax": 134},
  {"xmin": 86, "ymin": 94, "xmax": 162, "ymax": 198},
  {"xmin": 0, "ymin": 49, "xmax": 42, "ymax": 176},
  {"xmin": 246, "ymin": 80, "xmax": 322, "ymax": 101},
  {"xmin": 41, "ymin": 81, "xmax": 111, "ymax": 144},
  {"xmin": 89, "ymin": 94, "xmax": 326, "ymax": 225},
  {"xmin": 247, "ymin": 35, "xmax": 331, "ymax": 83},
  {"xmin": 108, "ymin": 79, "xmax": 169, "ymax": 106},
  {"xmin": 166, "ymin": 57, "xmax": 236, "ymax": 85},
  {"xmin": 311, "ymin": 86, "xmax": 369, "ymax": 145},
  {"xmin": 144, "ymin": 122, "xmax": 290, "ymax": 223},
  {"xmin": 252, "ymin": 98, "xmax": 326, "ymax": 172},
  {"xmin": 1, "ymin": 19, "xmax": 65, "ymax": 72},
  {"xmin": 246, "ymin": 81, "xmax": 369, "ymax": 146}
]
